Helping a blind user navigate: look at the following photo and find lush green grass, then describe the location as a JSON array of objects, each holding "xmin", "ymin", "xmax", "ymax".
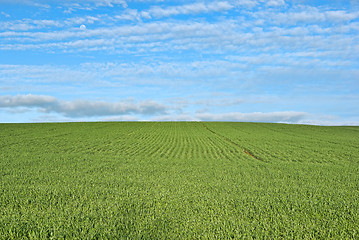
[{"xmin": 0, "ymin": 122, "xmax": 358, "ymax": 239}]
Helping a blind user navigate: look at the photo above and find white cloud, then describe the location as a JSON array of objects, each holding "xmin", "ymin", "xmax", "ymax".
[
  {"xmin": 92, "ymin": 0, "xmax": 128, "ymax": 7},
  {"xmin": 196, "ymin": 111, "xmax": 308, "ymax": 123},
  {"xmin": 0, "ymin": 16, "xmax": 100, "ymax": 31},
  {"xmin": 1, "ymin": 12, "xmax": 357, "ymax": 60},
  {"xmin": 142, "ymin": 1, "xmax": 233, "ymax": 18},
  {"xmin": 62, "ymin": 0, "xmax": 128, "ymax": 10},
  {"xmin": 0, "ymin": 0, "xmax": 50, "ymax": 8},
  {"xmin": 265, "ymin": 0, "xmax": 285, "ymax": 7},
  {"xmin": 0, "ymin": 0, "xmax": 128, "ymax": 11},
  {"xmin": 0, "ymin": 94, "xmax": 168, "ymax": 117},
  {"xmin": 325, "ymin": 10, "xmax": 359, "ymax": 22},
  {"xmin": 297, "ymin": 119, "xmax": 359, "ymax": 126},
  {"xmin": 1, "ymin": 94, "xmax": 356, "ymax": 125},
  {"xmin": 208, "ymin": 1, "xmax": 234, "ymax": 11},
  {"xmin": 56, "ymin": 99, "xmax": 167, "ymax": 117},
  {"xmin": 115, "ymin": 9, "xmax": 141, "ymax": 21},
  {"xmin": 0, "ymin": 1, "xmax": 358, "ymax": 60},
  {"xmin": 65, "ymin": 16, "xmax": 100, "ymax": 25},
  {"xmin": 194, "ymin": 98, "xmax": 245, "ymax": 107},
  {"xmin": 150, "ymin": 114, "xmax": 197, "ymax": 121},
  {"xmin": 102, "ymin": 115, "xmax": 140, "ymax": 121},
  {"xmin": 266, "ymin": 7, "xmax": 359, "ymax": 25},
  {"xmin": 234, "ymin": 0, "xmax": 258, "ymax": 8},
  {"xmin": 0, "ymin": 94, "xmax": 57, "ymax": 108}
]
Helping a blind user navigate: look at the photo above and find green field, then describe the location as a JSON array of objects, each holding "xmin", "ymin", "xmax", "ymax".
[{"xmin": 0, "ymin": 122, "xmax": 358, "ymax": 239}]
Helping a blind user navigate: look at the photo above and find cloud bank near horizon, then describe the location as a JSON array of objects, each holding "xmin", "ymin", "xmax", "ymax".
[
  {"xmin": 1, "ymin": 94, "xmax": 354, "ymax": 126},
  {"xmin": 0, "ymin": 94, "xmax": 167, "ymax": 117}
]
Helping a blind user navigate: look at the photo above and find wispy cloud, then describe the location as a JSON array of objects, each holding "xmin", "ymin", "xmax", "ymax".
[
  {"xmin": 266, "ymin": 0, "xmax": 285, "ymax": 7},
  {"xmin": 141, "ymin": 1, "xmax": 234, "ymax": 19},
  {"xmin": 1, "ymin": 11, "xmax": 10, "ymax": 17},
  {"xmin": 0, "ymin": 0, "xmax": 128, "ymax": 9},
  {"xmin": 0, "ymin": 15, "xmax": 101, "ymax": 31},
  {"xmin": 264, "ymin": 7, "xmax": 359, "ymax": 25},
  {"xmin": 1, "ymin": 11, "xmax": 357, "ymax": 61},
  {"xmin": 233, "ymin": 0, "xmax": 258, "ymax": 8}
]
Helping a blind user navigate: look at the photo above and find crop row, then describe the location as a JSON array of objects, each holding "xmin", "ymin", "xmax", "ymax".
[{"xmin": 0, "ymin": 122, "xmax": 358, "ymax": 239}]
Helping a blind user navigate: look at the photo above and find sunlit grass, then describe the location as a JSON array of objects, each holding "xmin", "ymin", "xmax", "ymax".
[{"xmin": 0, "ymin": 122, "xmax": 358, "ymax": 239}]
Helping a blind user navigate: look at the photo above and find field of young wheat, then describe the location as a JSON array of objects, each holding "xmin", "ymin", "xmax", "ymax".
[{"xmin": 0, "ymin": 122, "xmax": 358, "ymax": 239}]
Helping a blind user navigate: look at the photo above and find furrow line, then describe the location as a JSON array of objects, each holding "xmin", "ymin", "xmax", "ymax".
[{"xmin": 201, "ymin": 123, "xmax": 263, "ymax": 161}]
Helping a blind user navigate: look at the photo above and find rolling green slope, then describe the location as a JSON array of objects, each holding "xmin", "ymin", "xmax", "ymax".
[{"xmin": 0, "ymin": 122, "xmax": 358, "ymax": 239}]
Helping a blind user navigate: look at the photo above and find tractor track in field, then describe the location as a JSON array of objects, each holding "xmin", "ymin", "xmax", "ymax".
[{"xmin": 201, "ymin": 123, "xmax": 262, "ymax": 161}]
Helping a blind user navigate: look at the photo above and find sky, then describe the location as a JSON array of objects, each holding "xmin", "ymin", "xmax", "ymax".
[{"xmin": 0, "ymin": 0, "xmax": 358, "ymax": 125}]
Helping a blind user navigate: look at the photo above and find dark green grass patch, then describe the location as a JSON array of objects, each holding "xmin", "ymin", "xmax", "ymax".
[{"xmin": 0, "ymin": 122, "xmax": 358, "ymax": 239}]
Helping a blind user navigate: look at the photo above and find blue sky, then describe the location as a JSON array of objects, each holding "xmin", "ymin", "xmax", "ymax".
[{"xmin": 0, "ymin": 0, "xmax": 358, "ymax": 124}]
